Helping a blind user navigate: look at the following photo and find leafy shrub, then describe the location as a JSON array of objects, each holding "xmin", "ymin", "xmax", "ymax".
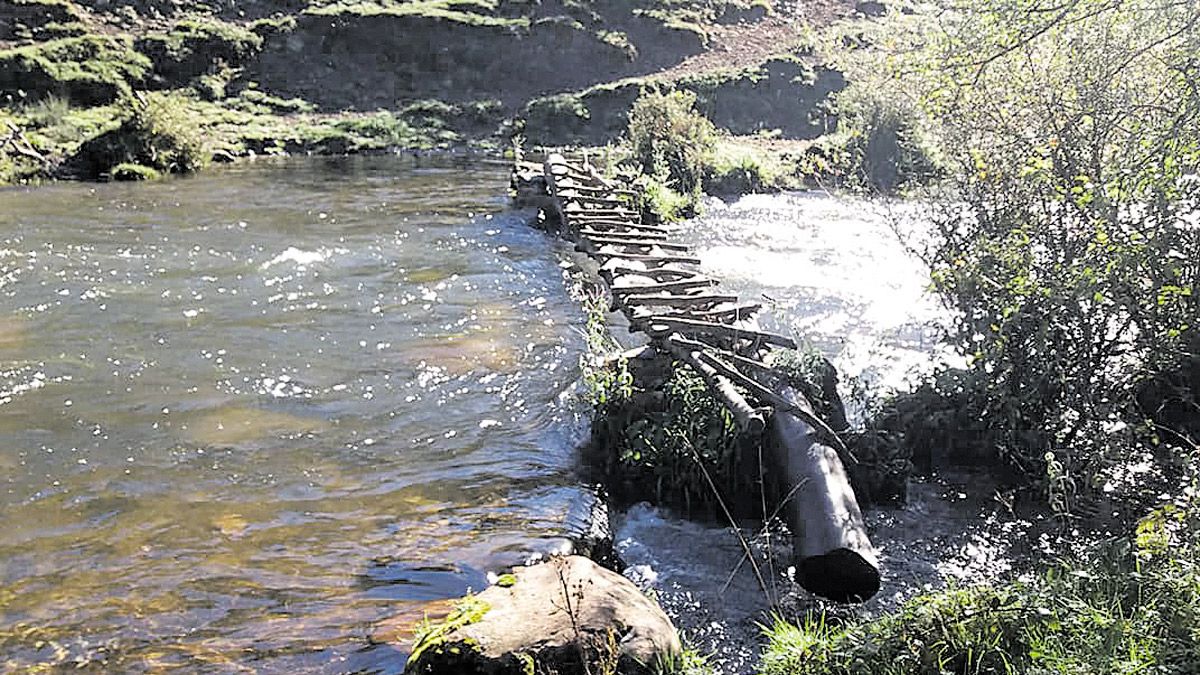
[
  {"xmin": 626, "ymin": 88, "xmax": 716, "ymax": 199},
  {"xmin": 20, "ymin": 93, "xmax": 71, "ymax": 127},
  {"xmin": 120, "ymin": 92, "xmax": 207, "ymax": 174},
  {"xmin": 66, "ymin": 91, "xmax": 207, "ymax": 178},
  {"xmin": 840, "ymin": 0, "xmax": 1200, "ymax": 511},
  {"xmin": 832, "ymin": 82, "xmax": 941, "ymax": 192}
]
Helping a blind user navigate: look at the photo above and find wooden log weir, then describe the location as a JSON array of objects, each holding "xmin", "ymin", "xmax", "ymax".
[{"xmin": 512, "ymin": 152, "xmax": 881, "ymax": 603}]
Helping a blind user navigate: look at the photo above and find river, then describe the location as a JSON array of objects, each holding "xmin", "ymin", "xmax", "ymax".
[
  {"xmin": 0, "ymin": 159, "xmax": 1024, "ymax": 674},
  {"xmin": 0, "ymin": 156, "xmax": 596, "ymax": 673}
]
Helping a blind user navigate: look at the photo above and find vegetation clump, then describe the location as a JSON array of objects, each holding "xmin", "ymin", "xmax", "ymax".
[
  {"xmin": 109, "ymin": 161, "xmax": 160, "ymax": 181},
  {"xmin": 137, "ymin": 18, "xmax": 264, "ymax": 84},
  {"xmin": 626, "ymin": 88, "xmax": 716, "ymax": 218},
  {"xmin": 0, "ymin": 36, "xmax": 151, "ymax": 106},
  {"xmin": 762, "ymin": 496, "xmax": 1200, "ymax": 674},
  {"xmin": 67, "ymin": 91, "xmax": 207, "ymax": 178}
]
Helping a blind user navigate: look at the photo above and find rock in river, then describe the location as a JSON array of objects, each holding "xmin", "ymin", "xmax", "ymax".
[{"xmin": 400, "ymin": 555, "xmax": 682, "ymax": 675}]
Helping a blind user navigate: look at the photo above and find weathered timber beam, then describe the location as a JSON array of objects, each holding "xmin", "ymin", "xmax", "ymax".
[
  {"xmin": 559, "ymin": 184, "xmax": 638, "ymax": 197},
  {"xmin": 620, "ymin": 293, "xmax": 738, "ymax": 308},
  {"xmin": 666, "ymin": 335, "xmax": 774, "ymax": 375},
  {"xmin": 607, "ymin": 266, "xmax": 700, "ymax": 281},
  {"xmin": 563, "ymin": 206, "xmax": 639, "ymax": 217},
  {"xmin": 582, "ymin": 224, "xmax": 671, "ymax": 238},
  {"xmin": 643, "ymin": 316, "xmax": 796, "ymax": 349},
  {"xmin": 663, "ymin": 337, "xmax": 766, "ymax": 434},
  {"xmin": 692, "ymin": 350, "xmax": 845, "ymax": 453},
  {"xmin": 628, "ymin": 302, "xmax": 760, "ymax": 327},
  {"xmin": 571, "ymin": 218, "xmax": 668, "ymax": 233},
  {"xmin": 583, "ymin": 237, "xmax": 691, "ymax": 252},
  {"xmin": 561, "ymin": 193, "xmax": 629, "ymax": 205},
  {"xmin": 770, "ymin": 384, "xmax": 880, "ymax": 603},
  {"xmin": 580, "ymin": 229, "xmax": 668, "ymax": 242},
  {"xmin": 591, "ymin": 252, "xmax": 702, "ymax": 266},
  {"xmin": 611, "ymin": 279, "xmax": 718, "ymax": 295},
  {"xmin": 697, "ymin": 302, "xmax": 763, "ymax": 322}
]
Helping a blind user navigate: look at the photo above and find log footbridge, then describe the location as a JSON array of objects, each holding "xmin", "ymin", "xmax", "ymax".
[{"xmin": 512, "ymin": 154, "xmax": 881, "ymax": 603}]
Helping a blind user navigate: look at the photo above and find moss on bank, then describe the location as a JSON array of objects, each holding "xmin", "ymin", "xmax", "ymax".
[{"xmin": 0, "ymin": 36, "xmax": 151, "ymax": 106}]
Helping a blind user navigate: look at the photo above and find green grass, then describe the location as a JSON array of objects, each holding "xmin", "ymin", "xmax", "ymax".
[
  {"xmin": 304, "ymin": 0, "xmax": 527, "ymax": 27},
  {"xmin": 0, "ymin": 36, "xmax": 152, "ymax": 105},
  {"xmin": 109, "ymin": 162, "xmax": 161, "ymax": 180},
  {"xmin": 761, "ymin": 503, "xmax": 1200, "ymax": 674},
  {"xmin": 704, "ymin": 137, "xmax": 788, "ymax": 195}
]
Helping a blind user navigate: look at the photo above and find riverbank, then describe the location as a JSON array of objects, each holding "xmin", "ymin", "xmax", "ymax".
[{"xmin": 0, "ymin": 0, "xmax": 865, "ymax": 185}]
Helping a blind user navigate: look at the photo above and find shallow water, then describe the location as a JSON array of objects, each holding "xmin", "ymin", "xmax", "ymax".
[{"xmin": 0, "ymin": 156, "xmax": 593, "ymax": 673}]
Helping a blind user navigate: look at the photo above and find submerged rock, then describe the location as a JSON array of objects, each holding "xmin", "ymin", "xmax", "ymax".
[{"xmin": 402, "ymin": 556, "xmax": 681, "ymax": 675}]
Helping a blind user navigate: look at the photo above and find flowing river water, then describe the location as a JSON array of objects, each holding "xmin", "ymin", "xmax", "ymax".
[{"xmin": 0, "ymin": 158, "xmax": 1028, "ymax": 674}]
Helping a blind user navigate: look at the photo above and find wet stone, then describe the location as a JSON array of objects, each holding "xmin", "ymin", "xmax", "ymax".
[{"xmin": 398, "ymin": 555, "xmax": 682, "ymax": 675}]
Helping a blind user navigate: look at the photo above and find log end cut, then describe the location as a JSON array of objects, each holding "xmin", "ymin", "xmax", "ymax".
[{"xmin": 797, "ymin": 547, "xmax": 882, "ymax": 603}]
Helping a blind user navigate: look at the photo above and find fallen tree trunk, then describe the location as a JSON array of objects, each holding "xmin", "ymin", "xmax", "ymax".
[{"xmin": 770, "ymin": 384, "xmax": 880, "ymax": 603}]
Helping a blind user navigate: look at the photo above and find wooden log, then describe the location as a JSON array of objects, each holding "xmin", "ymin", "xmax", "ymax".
[
  {"xmin": 607, "ymin": 266, "xmax": 700, "ymax": 281},
  {"xmin": 643, "ymin": 316, "xmax": 796, "ymax": 349},
  {"xmin": 611, "ymin": 279, "xmax": 718, "ymax": 295},
  {"xmin": 620, "ymin": 293, "xmax": 738, "ymax": 308},
  {"xmin": 628, "ymin": 302, "xmax": 760, "ymax": 326},
  {"xmin": 691, "ymin": 349, "xmax": 844, "ymax": 451},
  {"xmin": 583, "ymin": 237, "xmax": 691, "ymax": 252},
  {"xmin": 580, "ymin": 229, "xmax": 668, "ymax": 242},
  {"xmin": 581, "ymin": 224, "xmax": 671, "ymax": 238},
  {"xmin": 571, "ymin": 218, "xmax": 668, "ymax": 233},
  {"xmin": 561, "ymin": 193, "xmax": 628, "ymax": 205},
  {"xmin": 591, "ymin": 252, "xmax": 702, "ymax": 266},
  {"xmin": 663, "ymin": 339, "xmax": 766, "ymax": 434},
  {"xmin": 563, "ymin": 206, "xmax": 639, "ymax": 217},
  {"xmin": 666, "ymin": 336, "xmax": 774, "ymax": 375},
  {"xmin": 769, "ymin": 384, "xmax": 880, "ymax": 603},
  {"xmin": 697, "ymin": 302, "xmax": 763, "ymax": 322}
]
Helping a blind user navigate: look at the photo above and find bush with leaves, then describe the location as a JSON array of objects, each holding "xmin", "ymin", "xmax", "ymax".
[
  {"xmin": 836, "ymin": 0, "xmax": 1200, "ymax": 511},
  {"xmin": 66, "ymin": 91, "xmax": 207, "ymax": 178},
  {"xmin": 626, "ymin": 88, "xmax": 716, "ymax": 203}
]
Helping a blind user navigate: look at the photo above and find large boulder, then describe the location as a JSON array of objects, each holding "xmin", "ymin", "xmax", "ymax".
[{"xmin": 400, "ymin": 556, "xmax": 681, "ymax": 675}]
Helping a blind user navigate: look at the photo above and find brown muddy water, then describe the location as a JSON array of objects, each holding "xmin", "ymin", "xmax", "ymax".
[{"xmin": 0, "ymin": 156, "xmax": 595, "ymax": 673}]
